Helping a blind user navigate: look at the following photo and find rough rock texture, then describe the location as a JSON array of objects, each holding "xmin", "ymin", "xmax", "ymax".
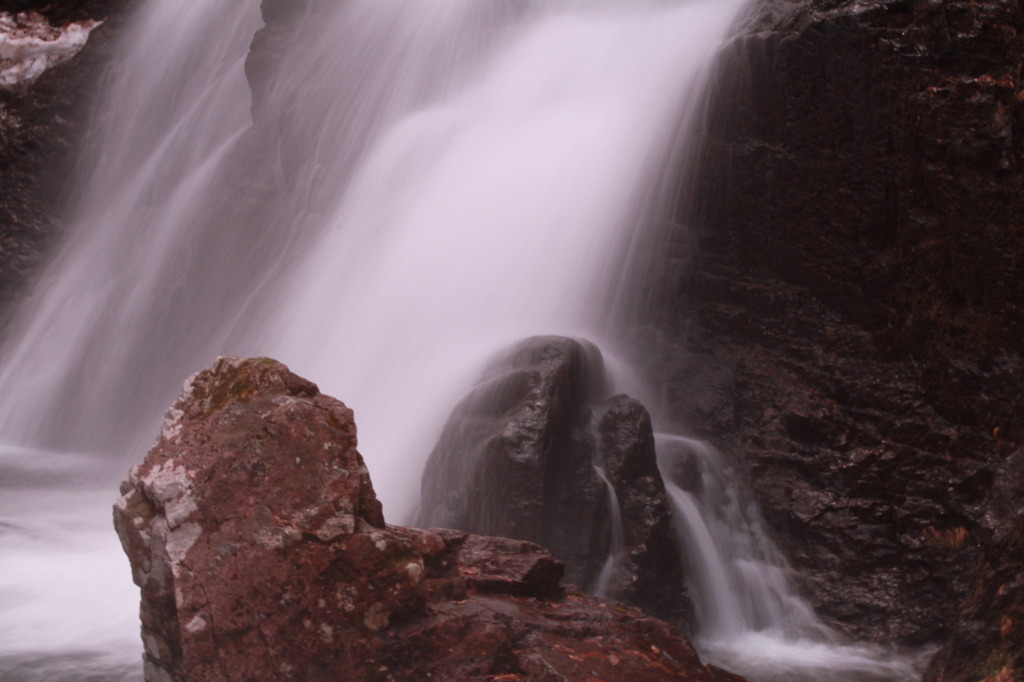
[
  {"xmin": 640, "ymin": 0, "xmax": 1024, "ymax": 648},
  {"xmin": 923, "ymin": 518, "xmax": 1024, "ymax": 682},
  {"xmin": 923, "ymin": 446, "xmax": 1024, "ymax": 680},
  {"xmin": 0, "ymin": 1, "xmax": 128, "ymax": 23},
  {"xmin": 417, "ymin": 336, "xmax": 692, "ymax": 627},
  {"xmin": 0, "ymin": 0, "xmax": 139, "ymax": 324},
  {"xmin": 114, "ymin": 356, "xmax": 741, "ymax": 682}
]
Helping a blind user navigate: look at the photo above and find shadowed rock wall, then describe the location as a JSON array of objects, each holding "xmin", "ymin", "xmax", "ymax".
[{"xmin": 642, "ymin": 0, "xmax": 1023, "ymax": 650}]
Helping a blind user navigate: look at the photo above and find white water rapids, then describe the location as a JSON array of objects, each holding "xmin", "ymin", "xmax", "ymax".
[{"xmin": 0, "ymin": 1, "xmax": 930, "ymax": 680}]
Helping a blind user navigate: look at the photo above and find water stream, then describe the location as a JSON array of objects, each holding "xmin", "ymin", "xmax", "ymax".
[
  {"xmin": 0, "ymin": 1, "xmax": 929, "ymax": 680},
  {"xmin": 655, "ymin": 434, "xmax": 931, "ymax": 681},
  {"xmin": 591, "ymin": 462, "xmax": 626, "ymax": 598}
]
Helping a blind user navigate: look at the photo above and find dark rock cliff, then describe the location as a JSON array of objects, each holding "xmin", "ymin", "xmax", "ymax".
[{"xmin": 643, "ymin": 0, "xmax": 1023, "ymax": 655}]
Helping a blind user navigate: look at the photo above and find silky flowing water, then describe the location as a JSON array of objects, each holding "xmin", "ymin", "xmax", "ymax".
[{"xmin": 0, "ymin": 1, "xmax": 929, "ymax": 679}]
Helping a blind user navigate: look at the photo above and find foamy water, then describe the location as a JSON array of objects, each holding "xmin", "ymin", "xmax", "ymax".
[{"xmin": 0, "ymin": 449, "xmax": 139, "ymax": 680}]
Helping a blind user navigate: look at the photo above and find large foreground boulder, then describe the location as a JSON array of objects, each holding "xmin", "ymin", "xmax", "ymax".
[
  {"xmin": 417, "ymin": 336, "xmax": 692, "ymax": 626},
  {"xmin": 114, "ymin": 356, "xmax": 739, "ymax": 682}
]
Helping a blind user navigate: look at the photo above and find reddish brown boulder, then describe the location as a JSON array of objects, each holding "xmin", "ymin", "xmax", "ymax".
[{"xmin": 114, "ymin": 356, "xmax": 742, "ymax": 682}]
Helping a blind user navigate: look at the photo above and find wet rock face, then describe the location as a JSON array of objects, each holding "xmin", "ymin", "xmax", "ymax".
[
  {"xmin": 0, "ymin": 1, "xmax": 128, "ymax": 25},
  {"xmin": 417, "ymin": 336, "xmax": 692, "ymax": 626},
  {"xmin": 696, "ymin": 0, "xmax": 1024, "ymax": 362},
  {"xmin": 643, "ymin": 0, "xmax": 1023, "ymax": 646},
  {"xmin": 115, "ymin": 356, "xmax": 737, "ymax": 682},
  {"xmin": 0, "ymin": 0, "xmax": 139, "ymax": 323},
  {"xmin": 923, "ymin": 516, "xmax": 1024, "ymax": 682},
  {"xmin": 923, "ymin": 446, "xmax": 1024, "ymax": 680},
  {"xmin": 417, "ymin": 336, "xmax": 606, "ymax": 553}
]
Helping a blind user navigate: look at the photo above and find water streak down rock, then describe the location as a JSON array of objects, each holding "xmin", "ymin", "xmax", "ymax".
[
  {"xmin": 114, "ymin": 356, "xmax": 737, "ymax": 682},
  {"xmin": 417, "ymin": 336, "xmax": 692, "ymax": 626}
]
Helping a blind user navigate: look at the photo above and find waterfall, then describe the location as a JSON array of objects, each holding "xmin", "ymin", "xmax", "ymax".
[
  {"xmin": 654, "ymin": 434, "xmax": 933, "ymax": 681},
  {"xmin": 0, "ymin": 0, "xmax": 743, "ymax": 517},
  {"xmin": 658, "ymin": 435, "xmax": 831, "ymax": 639},
  {"xmin": 0, "ymin": 1, "xmax": 931, "ymax": 681}
]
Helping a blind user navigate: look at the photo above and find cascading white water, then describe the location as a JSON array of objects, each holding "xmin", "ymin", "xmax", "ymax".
[
  {"xmin": 0, "ymin": 0, "xmax": 744, "ymax": 512},
  {"xmin": 655, "ymin": 434, "xmax": 933, "ymax": 681},
  {"xmin": 0, "ymin": 1, "xmax": 933, "ymax": 680},
  {"xmin": 252, "ymin": 0, "xmax": 751, "ymax": 518},
  {"xmin": 658, "ymin": 435, "xmax": 830, "ymax": 639}
]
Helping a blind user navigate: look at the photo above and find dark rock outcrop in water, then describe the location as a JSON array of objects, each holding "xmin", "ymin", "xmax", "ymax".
[
  {"xmin": 417, "ymin": 336, "xmax": 692, "ymax": 627},
  {"xmin": 244, "ymin": 0, "xmax": 309, "ymax": 123},
  {"xmin": 597, "ymin": 394, "xmax": 690, "ymax": 623},
  {"xmin": 417, "ymin": 336, "xmax": 607, "ymax": 550},
  {"xmin": 641, "ymin": 0, "xmax": 1024, "ymax": 653},
  {"xmin": 114, "ymin": 356, "xmax": 741, "ymax": 682},
  {"xmin": 0, "ymin": 0, "xmax": 139, "ymax": 323}
]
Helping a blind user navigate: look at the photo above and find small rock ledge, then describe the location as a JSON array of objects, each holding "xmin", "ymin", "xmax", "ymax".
[{"xmin": 114, "ymin": 356, "xmax": 741, "ymax": 682}]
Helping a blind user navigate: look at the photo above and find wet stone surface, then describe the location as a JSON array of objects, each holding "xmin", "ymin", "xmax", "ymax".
[{"xmin": 643, "ymin": 0, "xmax": 1024, "ymax": 656}]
